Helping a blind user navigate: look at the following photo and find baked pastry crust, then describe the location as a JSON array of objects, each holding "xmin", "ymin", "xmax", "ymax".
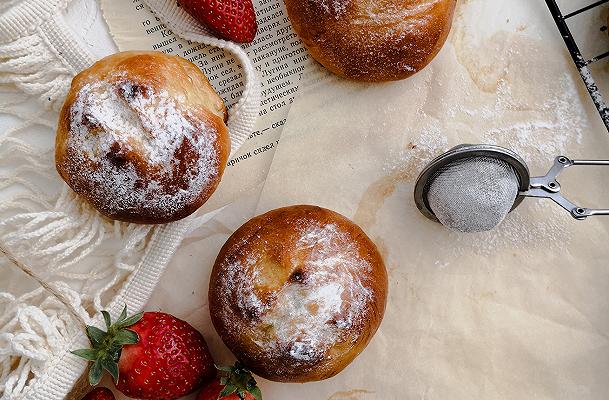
[
  {"xmin": 55, "ymin": 51, "xmax": 230, "ymax": 224},
  {"xmin": 285, "ymin": 0, "xmax": 457, "ymax": 81},
  {"xmin": 209, "ymin": 205, "xmax": 388, "ymax": 382}
]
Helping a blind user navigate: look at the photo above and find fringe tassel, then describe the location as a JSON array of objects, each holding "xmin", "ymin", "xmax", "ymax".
[
  {"xmin": 0, "ymin": 33, "xmax": 72, "ymax": 109},
  {"xmin": 0, "ymin": 287, "xmax": 87, "ymax": 399}
]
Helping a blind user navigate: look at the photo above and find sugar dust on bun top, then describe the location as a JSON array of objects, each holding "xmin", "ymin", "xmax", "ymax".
[
  {"xmin": 209, "ymin": 205, "xmax": 388, "ymax": 382},
  {"xmin": 285, "ymin": 0, "xmax": 457, "ymax": 81},
  {"xmin": 55, "ymin": 51, "xmax": 230, "ymax": 224}
]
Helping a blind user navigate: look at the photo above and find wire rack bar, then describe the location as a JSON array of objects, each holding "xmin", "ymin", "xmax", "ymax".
[
  {"xmin": 588, "ymin": 49, "xmax": 609, "ymax": 64},
  {"xmin": 563, "ymin": 0, "xmax": 609, "ymax": 19},
  {"xmin": 545, "ymin": 0, "xmax": 609, "ymax": 132}
]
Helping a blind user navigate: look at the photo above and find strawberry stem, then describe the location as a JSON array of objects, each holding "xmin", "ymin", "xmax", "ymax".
[
  {"xmin": 216, "ymin": 362, "xmax": 262, "ymax": 400},
  {"xmin": 71, "ymin": 305, "xmax": 143, "ymax": 386}
]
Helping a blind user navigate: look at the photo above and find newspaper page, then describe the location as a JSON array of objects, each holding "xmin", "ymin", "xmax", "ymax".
[{"xmin": 100, "ymin": 0, "xmax": 313, "ymax": 209}]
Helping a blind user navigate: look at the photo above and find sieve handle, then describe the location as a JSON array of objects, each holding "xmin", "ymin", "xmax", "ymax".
[{"xmin": 520, "ymin": 156, "xmax": 609, "ymax": 220}]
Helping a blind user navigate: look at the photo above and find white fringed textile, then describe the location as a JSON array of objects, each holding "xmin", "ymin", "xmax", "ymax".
[{"xmin": 0, "ymin": 0, "xmax": 260, "ymax": 398}]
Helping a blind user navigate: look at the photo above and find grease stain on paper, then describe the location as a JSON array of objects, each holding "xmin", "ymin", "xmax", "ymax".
[
  {"xmin": 327, "ymin": 389, "xmax": 374, "ymax": 399},
  {"xmin": 354, "ymin": 135, "xmax": 448, "ymax": 232}
]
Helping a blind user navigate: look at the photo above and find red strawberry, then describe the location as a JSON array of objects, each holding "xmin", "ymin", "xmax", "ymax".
[
  {"xmin": 72, "ymin": 307, "xmax": 216, "ymax": 400},
  {"xmin": 81, "ymin": 388, "xmax": 115, "ymax": 400},
  {"xmin": 197, "ymin": 363, "xmax": 262, "ymax": 400},
  {"xmin": 178, "ymin": 0, "xmax": 258, "ymax": 43}
]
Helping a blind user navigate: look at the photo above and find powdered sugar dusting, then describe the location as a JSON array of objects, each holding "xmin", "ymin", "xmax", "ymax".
[
  {"xmin": 352, "ymin": 0, "xmax": 443, "ymax": 55},
  {"xmin": 316, "ymin": 0, "xmax": 350, "ymax": 17},
  {"xmin": 383, "ymin": 126, "xmax": 450, "ymax": 175},
  {"xmin": 269, "ymin": 281, "xmax": 345, "ymax": 361},
  {"xmin": 257, "ymin": 223, "xmax": 373, "ymax": 363},
  {"xmin": 61, "ymin": 73, "xmax": 220, "ymax": 220},
  {"xmin": 480, "ymin": 73, "xmax": 585, "ymax": 166}
]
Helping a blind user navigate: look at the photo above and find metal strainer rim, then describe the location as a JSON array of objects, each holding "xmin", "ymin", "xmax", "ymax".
[{"xmin": 414, "ymin": 144, "xmax": 531, "ymax": 223}]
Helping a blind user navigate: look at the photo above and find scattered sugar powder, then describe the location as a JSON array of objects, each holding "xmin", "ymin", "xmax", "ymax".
[
  {"xmin": 383, "ymin": 125, "xmax": 450, "ymax": 175},
  {"xmin": 62, "ymin": 74, "xmax": 220, "ymax": 218},
  {"xmin": 316, "ymin": 0, "xmax": 350, "ymax": 18},
  {"xmin": 446, "ymin": 199, "xmax": 573, "ymax": 258},
  {"xmin": 480, "ymin": 72, "xmax": 585, "ymax": 166},
  {"xmin": 359, "ymin": 0, "xmax": 439, "ymax": 22}
]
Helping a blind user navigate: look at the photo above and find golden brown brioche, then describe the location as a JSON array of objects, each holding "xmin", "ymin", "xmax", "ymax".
[
  {"xmin": 285, "ymin": 0, "xmax": 457, "ymax": 81},
  {"xmin": 55, "ymin": 51, "xmax": 230, "ymax": 224},
  {"xmin": 209, "ymin": 205, "xmax": 388, "ymax": 382}
]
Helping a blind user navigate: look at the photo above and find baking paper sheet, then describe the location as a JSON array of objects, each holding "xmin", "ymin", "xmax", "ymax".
[
  {"xmin": 99, "ymin": 0, "xmax": 609, "ymax": 398},
  {"xmin": 251, "ymin": 0, "xmax": 609, "ymax": 398}
]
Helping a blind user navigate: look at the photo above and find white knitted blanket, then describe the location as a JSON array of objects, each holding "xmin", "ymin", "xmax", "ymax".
[{"xmin": 0, "ymin": 0, "xmax": 260, "ymax": 398}]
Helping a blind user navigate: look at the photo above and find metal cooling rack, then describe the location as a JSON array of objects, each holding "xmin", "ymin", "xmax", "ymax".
[{"xmin": 545, "ymin": 0, "xmax": 609, "ymax": 132}]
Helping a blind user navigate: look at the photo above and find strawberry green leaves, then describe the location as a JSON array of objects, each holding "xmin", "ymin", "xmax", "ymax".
[
  {"xmin": 217, "ymin": 363, "xmax": 262, "ymax": 400},
  {"xmin": 71, "ymin": 305, "xmax": 143, "ymax": 386}
]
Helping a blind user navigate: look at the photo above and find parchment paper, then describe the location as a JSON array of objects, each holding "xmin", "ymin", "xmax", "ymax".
[
  {"xmin": 251, "ymin": 0, "xmax": 609, "ymax": 398},
  {"xmin": 96, "ymin": 0, "xmax": 609, "ymax": 399}
]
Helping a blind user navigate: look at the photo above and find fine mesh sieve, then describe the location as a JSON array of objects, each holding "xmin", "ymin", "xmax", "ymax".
[
  {"xmin": 414, "ymin": 144, "xmax": 609, "ymax": 233},
  {"xmin": 427, "ymin": 157, "xmax": 520, "ymax": 233}
]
